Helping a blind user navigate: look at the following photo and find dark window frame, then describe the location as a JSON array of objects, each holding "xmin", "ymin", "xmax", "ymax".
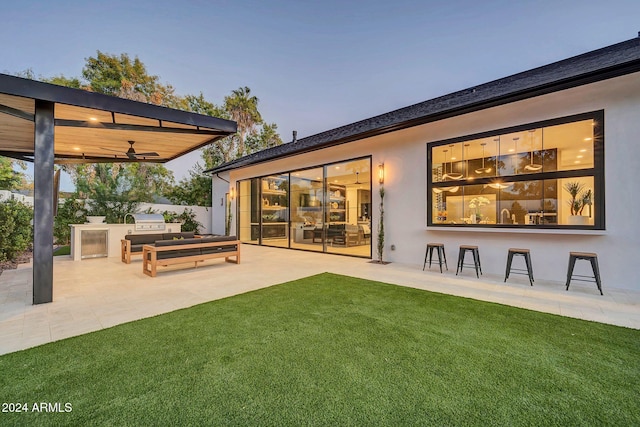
[{"xmin": 426, "ymin": 110, "xmax": 605, "ymax": 230}]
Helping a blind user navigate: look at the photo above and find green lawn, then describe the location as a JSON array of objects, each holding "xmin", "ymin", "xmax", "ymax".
[
  {"xmin": 1, "ymin": 273, "xmax": 638, "ymax": 426},
  {"xmin": 53, "ymin": 245, "xmax": 70, "ymax": 256}
]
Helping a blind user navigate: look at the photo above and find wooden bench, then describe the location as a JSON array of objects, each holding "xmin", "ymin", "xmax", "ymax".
[
  {"xmin": 121, "ymin": 232, "xmax": 196, "ymax": 264},
  {"xmin": 142, "ymin": 237, "xmax": 240, "ymax": 277}
]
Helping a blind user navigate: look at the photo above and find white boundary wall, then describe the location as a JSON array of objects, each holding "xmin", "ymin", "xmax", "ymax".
[{"xmin": 0, "ymin": 191, "xmax": 212, "ymax": 235}]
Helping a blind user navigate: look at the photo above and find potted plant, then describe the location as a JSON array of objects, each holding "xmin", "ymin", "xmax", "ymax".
[
  {"xmin": 468, "ymin": 196, "xmax": 490, "ymax": 224},
  {"xmin": 563, "ymin": 181, "xmax": 591, "ymax": 225}
]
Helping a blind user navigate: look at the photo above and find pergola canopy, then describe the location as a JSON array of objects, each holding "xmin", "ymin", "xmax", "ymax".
[
  {"xmin": 0, "ymin": 73, "xmax": 237, "ymax": 163},
  {"xmin": 0, "ymin": 73, "xmax": 237, "ymax": 305}
]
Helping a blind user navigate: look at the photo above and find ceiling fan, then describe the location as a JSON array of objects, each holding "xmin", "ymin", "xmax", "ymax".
[{"xmin": 101, "ymin": 141, "xmax": 159, "ymax": 160}]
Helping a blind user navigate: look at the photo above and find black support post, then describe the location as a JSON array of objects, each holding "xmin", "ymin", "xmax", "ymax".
[{"xmin": 33, "ymin": 100, "xmax": 55, "ymax": 304}]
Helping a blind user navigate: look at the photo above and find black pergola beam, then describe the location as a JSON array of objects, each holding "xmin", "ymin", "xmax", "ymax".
[
  {"xmin": 54, "ymin": 119, "xmax": 228, "ymax": 136},
  {"xmin": 33, "ymin": 100, "xmax": 54, "ymax": 304},
  {"xmin": 0, "ymin": 103, "xmax": 34, "ymax": 121}
]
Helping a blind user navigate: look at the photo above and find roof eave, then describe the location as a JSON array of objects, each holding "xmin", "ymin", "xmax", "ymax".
[{"xmin": 206, "ymin": 58, "xmax": 640, "ymax": 175}]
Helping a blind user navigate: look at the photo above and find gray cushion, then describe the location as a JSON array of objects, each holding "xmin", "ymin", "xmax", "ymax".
[
  {"xmin": 162, "ymin": 232, "xmax": 195, "ymax": 240},
  {"xmin": 125, "ymin": 234, "xmax": 163, "ymax": 245}
]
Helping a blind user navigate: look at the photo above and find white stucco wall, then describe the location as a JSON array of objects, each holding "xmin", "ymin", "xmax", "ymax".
[
  {"xmin": 221, "ymin": 72, "xmax": 640, "ymax": 291},
  {"xmin": 211, "ymin": 172, "xmax": 231, "ymax": 235}
]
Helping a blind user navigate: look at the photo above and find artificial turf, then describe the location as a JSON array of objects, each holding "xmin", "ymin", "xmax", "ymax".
[{"xmin": 1, "ymin": 273, "xmax": 638, "ymax": 426}]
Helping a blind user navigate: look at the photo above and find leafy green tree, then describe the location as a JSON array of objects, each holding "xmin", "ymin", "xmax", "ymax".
[
  {"xmin": 74, "ymin": 163, "xmax": 174, "ymax": 223},
  {"xmin": 224, "ymin": 86, "xmax": 263, "ymax": 158},
  {"xmin": 0, "ymin": 157, "xmax": 27, "ymax": 190},
  {"xmin": 43, "ymin": 75, "xmax": 83, "ymax": 89},
  {"xmin": 246, "ymin": 122, "xmax": 283, "ymax": 153},
  {"xmin": 0, "ymin": 198, "xmax": 33, "ymax": 262},
  {"xmin": 165, "ymin": 164, "xmax": 212, "ymax": 206},
  {"xmin": 53, "ymin": 197, "xmax": 86, "ymax": 245}
]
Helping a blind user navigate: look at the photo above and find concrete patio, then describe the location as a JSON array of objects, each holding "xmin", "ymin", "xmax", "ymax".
[{"xmin": 1, "ymin": 244, "xmax": 639, "ymax": 355}]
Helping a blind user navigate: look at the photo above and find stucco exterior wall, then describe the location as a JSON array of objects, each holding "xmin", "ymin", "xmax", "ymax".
[{"xmin": 222, "ymin": 72, "xmax": 640, "ymax": 290}]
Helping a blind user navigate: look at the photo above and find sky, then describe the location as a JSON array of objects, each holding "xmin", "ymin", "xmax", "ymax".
[{"xmin": 3, "ymin": 0, "xmax": 639, "ymax": 191}]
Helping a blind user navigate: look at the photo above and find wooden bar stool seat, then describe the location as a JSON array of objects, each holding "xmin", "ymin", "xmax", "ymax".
[
  {"xmin": 504, "ymin": 248, "xmax": 534, "ymax": 286},
  {"xmin": 456, "ymin": 245, "xmax": 482, "ymax": 278},
  {"xmin": 566, "ymin": 252, "xmax": 603, "ymax": 295},
  {"xmin": 423, "ymin": 243, "xmax": 447, "ymax": 273}
]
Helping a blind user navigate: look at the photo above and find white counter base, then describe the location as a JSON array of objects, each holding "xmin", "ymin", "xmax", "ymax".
[{"xmin": 69, "ymin": 224, "xmax": 182, "ymax": 261}]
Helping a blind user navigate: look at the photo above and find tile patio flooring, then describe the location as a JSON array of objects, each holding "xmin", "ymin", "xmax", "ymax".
[{"xmin": 1, "ymin": 244, "xmax": 639, "ymax": 355}]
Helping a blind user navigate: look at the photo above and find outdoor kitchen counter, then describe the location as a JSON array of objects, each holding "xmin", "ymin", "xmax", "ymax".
[{"xmin": 69, "ymin": 223, "xmax": 182, "ymax": 261}]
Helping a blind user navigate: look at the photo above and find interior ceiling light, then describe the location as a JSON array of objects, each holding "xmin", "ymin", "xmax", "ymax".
[
  {"xmin": 475, "ymin": 142, "xmax": 492, "ymax": 174},
  {"xmin": 524, "ymin": 130, "xmax": 542, "ymax": 171},
  {"xmin": 442, "ymin": 145, "xmax": 463, "ymax": 180},
  {"xmin": 433, "ymin": 186, "xmax": 459, "ymax": 194},
  {"xmin": 488, "ymin": 182, "xmax": 510, "ymax": 189}
]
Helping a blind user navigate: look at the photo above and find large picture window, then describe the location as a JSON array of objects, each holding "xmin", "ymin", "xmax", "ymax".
[{"xmin": 427, "ymin": 111, "xmax": 604, "ymax": 229}]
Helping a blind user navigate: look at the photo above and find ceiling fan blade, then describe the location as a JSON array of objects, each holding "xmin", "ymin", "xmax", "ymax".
[
  {"xmin": 134, "ymin": 152, "xmax": 160, "ymax": 157},
  {"xmin": 100, "ymin": 147, "xmax": 125, "ymax": 153}
]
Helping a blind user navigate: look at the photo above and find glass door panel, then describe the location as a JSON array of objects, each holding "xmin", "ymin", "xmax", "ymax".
[
  {"xmin": 325, "ymin": 159, "xmax": 371, "ymax": 257},
  {"xmin": 290, "ymin": 168, "xmax": 324, "ymax": 251},
  {"xmin": 238, "ymin": 179, "xmax": 259, "ymax": 243},
  {"xmin": 260, "ymin": 174, "xmax": 289, "ymax": 248}
]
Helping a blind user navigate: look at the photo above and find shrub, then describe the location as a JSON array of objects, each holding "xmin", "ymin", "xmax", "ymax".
[
  {"xmin": 0, "ymin": 198, "xmax": 33, "ymax": 262},
  {"xmin": 162, "ymin": 208, "xmax": 202, "ymax": 234},
  {"xmin": 54, "ymin": 197, "xmax": 87, "ymax": 245}
]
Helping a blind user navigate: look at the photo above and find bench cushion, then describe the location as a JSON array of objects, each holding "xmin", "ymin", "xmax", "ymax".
[
  {"xmin": 162, "ymin": 232, "xmax": 195, "ymax": 240},
  {"xmin": 200, "ymin": 236, "xmax": 239, "ymax": 254},
  {"xmin": 153, "ymin": 238, "xmax": 201, "ymax": 260},
  {"xmin": 125, "ymin": 234, "xmax": 163, "ymax": 246}
]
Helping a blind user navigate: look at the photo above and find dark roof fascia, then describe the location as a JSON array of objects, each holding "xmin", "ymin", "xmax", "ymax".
[
  {"xmin": 206, "ymin": 37, "xmax": 640, "ymax": 175},
  {"xmin": 0, "ymin": 73, "xmax": 237, "ymax": 133}
]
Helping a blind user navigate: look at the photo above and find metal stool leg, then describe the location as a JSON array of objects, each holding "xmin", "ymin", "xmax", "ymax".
[
  {"xmin": 423, "ymin": 246, "xmax": 428, "ymax": 271},
  {"xmin": 505, "ymin": 251, "xmax": 514, "ymax": 282},
  {"xmin": 435, "ymin": 247, "xmax": 443, "ymax": 273},
  {"xmin": 590, "ymin": 257, "xmax": 603, "ymax": 295},
  {"xmin": 566, "ymin": 255, "xmax": 577, "ymax": 290},
  {"xmin": 441, "ymin": 247, "xmax": 448, "ymax": 271},
  {"xmin": 524, "ymin": 253, "xmax": 534, "ymax": 286},
  {"xmin": 456, "ymin": 248, "xmax": 464, "ymax": 275},
  {"xmin": 471, "ymin": 249, "xmax": 480, "ymax": 278}
]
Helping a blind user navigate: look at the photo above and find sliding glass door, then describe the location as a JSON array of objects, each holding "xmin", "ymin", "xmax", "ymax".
[
  {"xmin": 260, "ymin": 174, "xmax": 289, "ymax": 248},
  {"xmin": 237, "ymin": 157, "xmax": 371, "ymax": 258},
  {"xmin": 290, "ymin": 167, "xmax": 324, "ymax": 251}
]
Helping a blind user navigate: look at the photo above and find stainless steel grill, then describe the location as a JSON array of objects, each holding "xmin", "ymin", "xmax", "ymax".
[{"xmin": 131, "ymin": 213, "xmax": 166, "ymax": 231}]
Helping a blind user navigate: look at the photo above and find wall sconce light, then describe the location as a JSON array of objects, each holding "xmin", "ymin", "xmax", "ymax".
[
  {"xmin": 230, "ymin": 186, "xmax": 236, "ymax": 200},
  {"xmin": 378, "ymin": 163, "xmax": 385, "ymax": 184}
]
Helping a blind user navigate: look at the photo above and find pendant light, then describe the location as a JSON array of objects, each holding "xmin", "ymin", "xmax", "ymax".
[
  {"xmin": 433, "ymin": 186, "xmax": 459, "ymax": 194},
  {"xmin": 442, "ymin": 145, "xmax": 463, "ymax": 180},
  {"xmin": 513, "ymin": 137, "xmax": 520, "ymax": 174},
  {"xmin": 524, "ymin": 129, "xmax": 542, "ymax": 171},
  {"xmin": 474, "ymin": 142, "xmax": 492, "ymax": 174}
]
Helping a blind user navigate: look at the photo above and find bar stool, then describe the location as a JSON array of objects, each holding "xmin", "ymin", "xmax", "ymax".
[
  {"xmin": 504, "ymin": 248, "xmax": 534, "ymax": 286},
  {"xmin": 566, "ymin": 252, "xmax": 603, "ymax": 295},
  {"xmin": 456, "ymin": 245, "xmax": 482, "ymax": 278},
  {"xmin": 423, "ymin": 243, "xmax": 448, "ymax": 273}
]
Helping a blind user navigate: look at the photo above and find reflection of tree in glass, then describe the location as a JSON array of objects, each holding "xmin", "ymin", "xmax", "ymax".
[{"xmin": 510, "ymin": 201, "xmax": 528, "ymax": 224}]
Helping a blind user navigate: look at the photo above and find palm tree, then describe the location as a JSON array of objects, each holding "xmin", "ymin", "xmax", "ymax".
[{"xmin": 224, "ymin": 86, "xmax": 263, "ymax": 158}]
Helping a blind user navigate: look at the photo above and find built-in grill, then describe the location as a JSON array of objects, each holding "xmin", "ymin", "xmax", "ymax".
[{"xmin": 131, "ymin": 213, "xmax": 166, "ymax": 231}]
